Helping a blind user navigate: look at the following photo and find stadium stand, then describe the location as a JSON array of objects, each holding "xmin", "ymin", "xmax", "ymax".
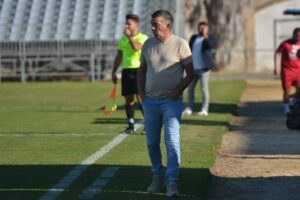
[{"xmin": 0, "ymin": 0, "xmax": 183, "ymax": 82}]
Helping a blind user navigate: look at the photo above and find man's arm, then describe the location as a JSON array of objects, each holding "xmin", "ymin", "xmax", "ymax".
[
  {"xmin": 138, "ymin": 60, "xmax": 147, "ymax": 102},
  {"xmin": 168, "ymin": 61, "xmax": 194, "ymax": 100},
  {"xmin": 111, "ymin": 50, "xmax": 122, "ymax": 84},
  {"xmin": 274, "ymin": 51, "xmax": 281, "ymax": 75},
  {"xmin": 128, "ymin": 37, "xmax": 143, "ymax": 51},
  {"xmin": 189, "ymin": 35, "xmax": 196, "ymax": 50},
  {"xmin": 123, "ymin": 28, "xmax": 143, "ymax": 51}
]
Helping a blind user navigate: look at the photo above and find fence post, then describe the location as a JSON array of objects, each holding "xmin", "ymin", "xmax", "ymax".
[
  {"xmin": 20, "ymin": 41, "xmax": 26, "ymax": 83},
  {"xmin": 96, "ymin": 55, "xmax": 101, "ymax": 81},
  {"xmin": 90, "ymin": 53, "xmax": 95, "ymax": 82},
  {"xmin": 0, "ymin": 56, "xmax": 2, "ymax": 83},
  {"xmin": 21, "ymin": 59, "xmax": 26, "ymax": 83}
]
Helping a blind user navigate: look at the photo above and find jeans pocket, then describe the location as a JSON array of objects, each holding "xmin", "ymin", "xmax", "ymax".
[{"xmin": 142, "ymin": 97, "xmax": 149, "ymax": 105}]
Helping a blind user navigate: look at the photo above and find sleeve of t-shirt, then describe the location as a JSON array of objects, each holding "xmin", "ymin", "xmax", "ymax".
[
  {"xmin": 136, "ymin": 34, "xmax": 148, "ymax": 45},
  {"xmin": 276, "ymin": 41, "xmax": 285, "ymax": 53},
  {"xmin": 117, "ymin": 38, "xmax": 123, "ymax": 50},
  {"xmin": 140, "ymin": 40, "xmax": 147, "ymax": 64},
  {"xmin": 179, "ymin": 39, "xmax": 193, "ymax": 65}
]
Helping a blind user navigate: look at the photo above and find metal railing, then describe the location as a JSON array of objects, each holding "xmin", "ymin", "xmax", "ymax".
[
  {"xmin": 0, "ymin": 40, "xmax": 117, "ymax": 82},
  {"xmin": 0, "ymin": 39, "xmax": 278, "ymax": 83}
]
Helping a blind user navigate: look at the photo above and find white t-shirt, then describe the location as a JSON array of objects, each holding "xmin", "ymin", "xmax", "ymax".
[{"xmin": 192, "ymin": 36, "xmax": 205, "ymax": 70}]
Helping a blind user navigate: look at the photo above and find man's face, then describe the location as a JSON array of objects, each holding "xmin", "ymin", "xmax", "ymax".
[
  {"xmin": 125, "ymin": 19, "xmax": 138, "ymax": 32},
  {"xmin": 198, "ymin": 24, "xmax": 208, "ymax": 36},
  {"xmin": 151, "ymin": 16, "xmax": 170, "ymax": 40}
]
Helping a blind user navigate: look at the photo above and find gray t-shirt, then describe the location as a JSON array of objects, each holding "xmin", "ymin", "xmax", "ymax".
[{"xmin": 141, "ymin": 35, "xmax": 192, "ymax": 99}]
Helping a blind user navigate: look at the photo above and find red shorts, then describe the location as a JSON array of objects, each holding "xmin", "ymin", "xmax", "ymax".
[{"xmin": 281, "ymin": 68, "xmax": 300, "ymax": 91}]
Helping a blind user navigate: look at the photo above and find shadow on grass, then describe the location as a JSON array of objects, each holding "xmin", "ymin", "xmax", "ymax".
[
  {"xmin": 191, "ymin": 103, "xmax": 237, "ymax": 114},
  {"xmin": 93, "ymin": 102, "xmax": 236, "ymax": 128},
  {"xmin": 103, "ymin": 103, "xmax": 237, "ymax": 115},
  {"xmin": 93, "ymin": 117, "xmax": 229, "ymax": 128},
  {"xmin": 98, "ymin": 104, "xmax": 140, "ymax": 111},
  {"xmin": 181, "ymin": 119, "xmax": 230, "ymax": 127},
  {"xmin": 0, "ymin": 164, "xmax": 209, "ymax": 200},
  {"xmin": 92, "ymin": 117, "xmax": 128, "ymax": 125}
]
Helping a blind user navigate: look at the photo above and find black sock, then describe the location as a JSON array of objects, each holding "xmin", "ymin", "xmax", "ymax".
[{"xmin": 125, "ymin": 104, "xmax": 135, "ymax": 128}]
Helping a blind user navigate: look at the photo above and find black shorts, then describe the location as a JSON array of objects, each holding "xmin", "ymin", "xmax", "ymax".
[{"xmin": 121, "ymin": 69, "xmax": 139, "ymax": 96}]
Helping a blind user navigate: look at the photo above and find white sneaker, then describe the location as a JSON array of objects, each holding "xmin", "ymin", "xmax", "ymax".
[
  {"xmin": 166, "ymin": 182, "xmax": 179, "ymax": 197},
  {"xmin": 197, "ymin": 109, "xmax": 208, "ymax": 116},
  {"xmin": 147, "ymin": 175, "xmax": 165, "ymax": 193},
  {"xmin": 182, "ymin": 107, "xmax": 192, "ymax": 115}
]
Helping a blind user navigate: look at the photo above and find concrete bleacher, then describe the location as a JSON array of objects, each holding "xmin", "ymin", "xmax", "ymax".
[
  {"xmin": 85, "ymin": 0, "xmax": 104, "ymax": 39},
  {"xmin": 55, "ymin": 0, "xmax": 71, "ymax": 40},
  {"xmin": 0, "ymin": 0, "xmax": 183, "ymax": 82},
  {"xmin": 70, "ymin": 0, "xmax": 87, "ymax": 40},
  {"xmin": 25, "ymin": 0, "xmax": 45, "ymax": 41},
  {"xmin": 0, "ymin": 0, "xmax": 180, "ymax": 41},
  {"xmin": 10, "ymin": 0, "xmax": 30, "ymax": 41}
]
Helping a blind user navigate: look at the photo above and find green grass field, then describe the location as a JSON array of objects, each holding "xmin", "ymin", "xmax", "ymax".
[{"xmin": 0, "ymin": 80, "xmax": 245, "ymax": 200}]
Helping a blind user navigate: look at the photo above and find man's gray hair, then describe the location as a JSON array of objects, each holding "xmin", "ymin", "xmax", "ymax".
[{"xmin": 151, "ymin": 10, "xmax": 173, "ymax": 29}]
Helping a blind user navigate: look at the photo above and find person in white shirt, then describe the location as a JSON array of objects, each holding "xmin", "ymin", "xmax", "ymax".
[{"xmin": 182, "ymin": 21, "xmax": 214, "ymax": 116}]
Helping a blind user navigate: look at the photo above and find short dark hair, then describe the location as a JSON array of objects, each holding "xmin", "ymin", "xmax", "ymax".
[
  {"xmin": 198, "ymin": 21, "xmax": 208, "ymax": 26},
  {"xmin": 151, "ymin": 10, "xmax": 173, "ymax": 29},
  {"xmin": 293, "ymin": 27, "xmax": 300, "ymax": 38},
  {"xmin": 126, "ymin": 13, "xmax": 140, "ymax": 23}
]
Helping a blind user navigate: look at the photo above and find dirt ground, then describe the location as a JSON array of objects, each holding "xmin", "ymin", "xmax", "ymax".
[{"xmin": 205, "ymin": 79, "xmax": 300, "ymax": 200}]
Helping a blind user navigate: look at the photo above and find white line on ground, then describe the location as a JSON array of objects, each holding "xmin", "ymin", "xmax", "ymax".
[
  {"xmin": 38, "ymin": 121, "xmax": 143, "ymax": 200},
  {"xmin": 78, "ymin": 166, "xmax": 120, "ymax": 199}
]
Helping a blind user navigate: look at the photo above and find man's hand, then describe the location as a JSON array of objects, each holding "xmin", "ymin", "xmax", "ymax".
[
  {"xmin": 168, "ymin": 91, "xmax": 180, "ymax": 100},
  {"xmin": 274, "ymin": 52, "xmax": 281, "ymax": 76},
  {"xmin": 112, "ymin": 51, "xmax": 122, "ymax": 84},
  {"xmin": 274, "ymin": 67, "xmax": 278, "ymax": 75},
  {"xmin": 123, "ymin": 28, "xmax": 132, "ymax": 37},
  {"xmin": 202, "ymin": 26, "xmax": 209, "ymax": 38},
  {"xmin": 138, "ymin": 93, "xmax": 145, "ymax": 103},
  {"xmin": 111, "ymin": 73, "xmax": 117, "ymax": 84}
]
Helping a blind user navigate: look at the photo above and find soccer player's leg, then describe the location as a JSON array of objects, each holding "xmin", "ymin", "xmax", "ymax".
[{"xmin": 281, "ymin": 71, "xmax": 293, "ymax": 114}]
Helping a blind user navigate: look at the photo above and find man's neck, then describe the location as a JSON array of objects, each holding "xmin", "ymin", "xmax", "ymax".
[
  {"xmin": 159, "ymin": 32, "xmax": 172, "ymax": 42},
  {"xmin": 131, "ymin": 30, "xmax": 139, "ymax": 37}
]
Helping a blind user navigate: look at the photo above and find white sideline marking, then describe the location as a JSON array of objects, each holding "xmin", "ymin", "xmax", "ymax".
[
  {"xmin": 78, "ymin": 167, "xmax": 120, "ymax": 199},
  {"xmin": 38, "ymin": 121, "xmax": 143, "ymax": 200}
]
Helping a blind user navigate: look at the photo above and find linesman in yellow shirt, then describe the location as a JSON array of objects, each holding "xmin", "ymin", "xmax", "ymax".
[{"xmin": 111, "ymin": 14, "xmax": 148, "ymax": 134}]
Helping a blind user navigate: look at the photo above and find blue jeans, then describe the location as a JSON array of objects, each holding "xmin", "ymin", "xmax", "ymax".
[{"xmin": 142, "ymin": 97, "xmax": 183, "ymax": 182}]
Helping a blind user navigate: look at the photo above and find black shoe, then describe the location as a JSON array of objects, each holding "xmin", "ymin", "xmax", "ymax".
[{"xmin": 124, "ymin": 127, "xmax": 135, "ymax": 134}]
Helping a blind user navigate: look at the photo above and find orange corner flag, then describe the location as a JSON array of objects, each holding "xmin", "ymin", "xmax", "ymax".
[{"xmin": 103, "ymin": 85, "xmax": 117, "ymax": 116}]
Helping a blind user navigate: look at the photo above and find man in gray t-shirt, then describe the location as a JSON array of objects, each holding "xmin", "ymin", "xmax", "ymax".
[{"xmin": 138, "ymin": 10, "xmax": 194, "ymax": 197}]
